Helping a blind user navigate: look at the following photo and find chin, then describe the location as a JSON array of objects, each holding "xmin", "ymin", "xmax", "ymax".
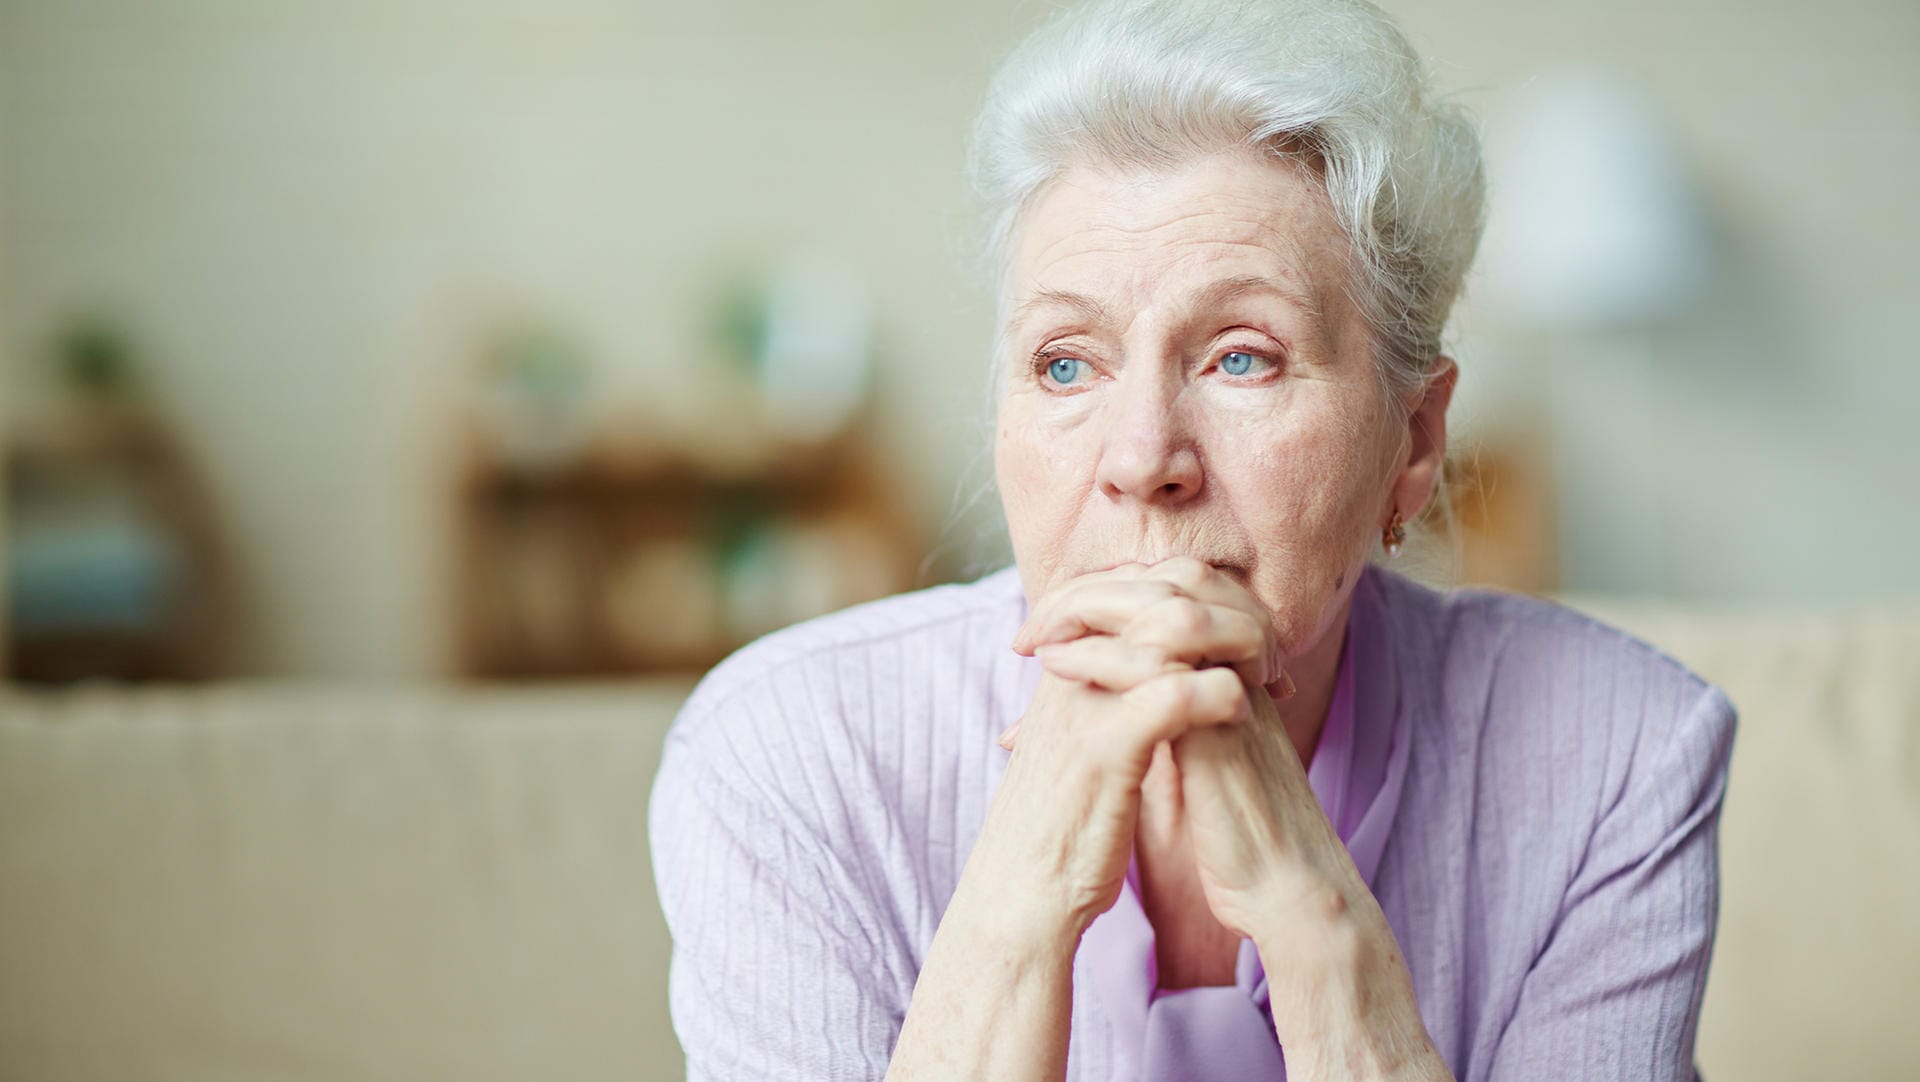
[{"xmin": 1267, "ymin": 579, "xmax": 1358, "ymax": 659}]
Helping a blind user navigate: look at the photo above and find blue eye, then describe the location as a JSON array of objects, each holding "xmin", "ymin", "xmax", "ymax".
[
  {"xmin": 1221, "ymin": 351, "xmax": 1261, "ymax": 376},
  {"xmin": 1045, "ymin": 356, "xmax": 1090, "ymax": 385}
]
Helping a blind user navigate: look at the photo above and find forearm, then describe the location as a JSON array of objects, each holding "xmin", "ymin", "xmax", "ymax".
[
  {"xmin": 885, "ymin": 864, "xmax": 1081, "ymax": 1082},
  {"xmin": 1255, "ymin": 893, "xmax": 1453, "ymax": 1082}
]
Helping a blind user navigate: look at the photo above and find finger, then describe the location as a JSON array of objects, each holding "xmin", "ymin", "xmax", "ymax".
[
  {"xmin": 1136, "ymin": 556, "xmax": 1269, "ymax": 624},
  {"xmin": 1143, "ymin": 561, "xmax": 1283, "ymax": 653},
  {"xmin": 1011, "ymin": 563, "xmax": 1151, "ymax": 652},
  {"xmin": 1134, "ymin": 555, "xmax": 1226, "ymax": 599},
  {"xmin": 1014, "ymin": 573, "xmax": 1171, "ymax": 654},
  {"xmin": 1034, "ymin": 635, "xmax": 1189, "ymax": 691},
  {"xmin": 1126, "ymin": 596, "xmax": 1276, "ymax": 686},
  {"xmin": 1016, "ymin": 559, "xmax": 1281, "ymax": 670},
  {"xmin": 1022, "ymin": 580, "xmax": 1237, "ymax": 654},
  {"xmin": 1132, "ymin": 558, "xmax": 1286, "ymax": 682},
  {"xmin": 1027, "ymin": 590, "xmax": 1275, "ymax": 686},
  {"xmin": 996, "ymin": 719, "xmax": 1021, "ymax": 750},
  {"xmin": 1120, "ymin": 667, "xmax": 1252, "ymax": 749}
]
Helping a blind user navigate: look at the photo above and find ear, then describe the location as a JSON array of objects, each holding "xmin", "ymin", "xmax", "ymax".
[{"xmin": 1388, "ymin": 357, "xmax": 1458, "ymax": 524}]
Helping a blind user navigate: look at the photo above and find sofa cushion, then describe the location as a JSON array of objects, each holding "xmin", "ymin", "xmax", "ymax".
[
  {"xmin": 0, "ymin": 682, "xmax": 690, "ymax": 1082},
  {"xmin": 1566, "ymin": 598, "xmax": 1920, "ymax": 1080}
]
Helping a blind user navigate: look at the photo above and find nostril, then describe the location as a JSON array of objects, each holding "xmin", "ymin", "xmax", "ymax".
[{"xmin": 1095, "ymin": 434, "xmax": 1204, "ymax": 504}]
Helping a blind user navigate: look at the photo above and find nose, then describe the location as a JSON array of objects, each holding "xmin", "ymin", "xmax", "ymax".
[{"xmin": 1093, "ymin": 370, "xmax": 1203, "ymax": 505}]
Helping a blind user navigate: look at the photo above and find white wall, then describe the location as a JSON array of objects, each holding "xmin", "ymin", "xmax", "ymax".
[
  {"xmin": 3, "ymin": 0, "xmax": 1915, "ymax": 676},
  {"xmin": 1398, "ymin": 0, "xmax": 1920, "ymax": 603},
  {"xmin": 1, "ymin": 0, "xmax": 1026, "ymax": 675}
]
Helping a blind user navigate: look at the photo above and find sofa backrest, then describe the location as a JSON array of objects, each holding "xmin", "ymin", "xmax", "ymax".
[
  {"xmin": 0, "ymin": 682, "xmax": 691, "ymax": 1082},
  {"xmin": 1566, "ymin": 597, "xmax": 1920, "ymax": 1080},
  {"xmin": 4, "ymin": 598, "xmax": 1918, "ymax": 1080}
]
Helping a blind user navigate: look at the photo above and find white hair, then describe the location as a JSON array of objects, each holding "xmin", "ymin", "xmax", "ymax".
[{"xmin": 968, "ymin": 0, "xmax": 1486, "ymax": 417}]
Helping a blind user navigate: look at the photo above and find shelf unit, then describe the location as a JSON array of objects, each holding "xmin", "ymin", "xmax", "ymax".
[{"xmin": 454, "ymin": 428, "xmax": 923, "ymax": 678}]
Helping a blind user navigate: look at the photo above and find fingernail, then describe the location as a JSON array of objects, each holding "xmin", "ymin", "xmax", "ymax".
[
  {"xmin": 1277, "ymin": 670, "xmax": 1297, "ymax": 700},
  {"xmin": 996, "ymin": 721, "xmax": 1021, "ymax": 750}
]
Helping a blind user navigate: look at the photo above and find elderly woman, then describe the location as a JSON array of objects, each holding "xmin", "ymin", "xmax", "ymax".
[{"xmin": 651, "ymin": 0, "xmax": 1736, "ymax": 1079}]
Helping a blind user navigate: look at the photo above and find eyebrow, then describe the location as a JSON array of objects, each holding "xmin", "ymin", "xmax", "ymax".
[
  {"xmin": 1003, "ymin": 273, "xmax": 1321, "ymax": 339},
  {"xmin": 1188, "ymin": 273, "xmax": 1322, "ymax": 325},
  {"xmin": 1005, "ymin": 288, "xmax": 1114, "ymax": 336}
]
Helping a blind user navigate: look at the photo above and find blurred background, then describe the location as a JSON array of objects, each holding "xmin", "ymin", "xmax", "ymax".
[
  {"xmin": 3, "ymin": 0, "xmax": 1917, "ymax": 681},
  {"xmin": 2, "ymin": 0, "xmax": 1915, "ymax": 1079}
]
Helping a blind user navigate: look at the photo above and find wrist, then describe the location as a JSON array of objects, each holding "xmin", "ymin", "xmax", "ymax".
[
  {"xmin": 1253, "ymin": 891, "xmax": 1443, "ymax": 1080},
  {"xmin": 946, "ymin": 838, "xmax": 1089, "ymax": 965},
  {"xmin": 893, "ymin": 844, "xmax": 1082, "ymax": 1082},
  {"xmin": 947, "ymin": 880, "xmax": 1084, "ymax": 968},
  {"xmin": 1245, "ymin": 877, "xmax": 1371, "ymax": 973}
]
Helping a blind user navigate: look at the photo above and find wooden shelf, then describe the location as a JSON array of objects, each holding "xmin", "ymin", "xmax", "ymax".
[{"xmin": 453, "ymin": 426, "xmax": 922, "ymax": 679}]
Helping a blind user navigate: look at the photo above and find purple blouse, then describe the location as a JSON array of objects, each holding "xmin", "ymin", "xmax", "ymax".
[{"xmin": 650, "ymin": 563, "xmax": 1736, "ymax": 1080}]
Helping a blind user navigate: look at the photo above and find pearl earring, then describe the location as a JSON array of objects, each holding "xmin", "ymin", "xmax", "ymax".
[{"xmin": 1383, "ymin": 509, "xmax": 1406, "ymax": 557}]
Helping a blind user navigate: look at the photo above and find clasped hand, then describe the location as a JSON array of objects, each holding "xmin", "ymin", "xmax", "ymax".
[{"xmin": 987, "ymin": 557, "xmax": 1367, "ymax": 953}]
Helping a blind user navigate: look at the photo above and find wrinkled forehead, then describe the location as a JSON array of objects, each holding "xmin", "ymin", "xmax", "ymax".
[{"xmin": 995, "ymin": 151, "xmax": 1354, "ymax": 346}]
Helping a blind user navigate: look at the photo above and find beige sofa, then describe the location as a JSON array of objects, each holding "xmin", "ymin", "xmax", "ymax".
[{"xmin": 2, "ymin": 599, "xmax": 1916, "ymax": 1080}]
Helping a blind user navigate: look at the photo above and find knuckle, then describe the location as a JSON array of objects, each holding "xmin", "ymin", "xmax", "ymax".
[
  {"xmin": 1145, "ymin": 672, "xmax": 1195, "ymax": 717},
  {"xmin": 1164, "ymin": 673, "xmax": 1198, "ymax": 714},
  {"xmin": 1126, "ymin": 619, "xmax": 1173, "ymax": 651},
  {"xmin": 1127, "ymin": 641, "xmax": 1170, "ymax": 673},
  {"xmin": 1158, "ymin": 555, "xmax": 1209, "ymax": 589},
  {"xmin": 1163, "ymin": 597, "xmax": 1209, "ymax": 637},
  {"xmin": 1113, "ymin": 636, "xmax": 1152, "ymax": 671},
  {"xmin": 1230, "ymin": 611, "xmax": 1268, "ymax": 654},
  {"xmin": 1201, "ymin": 668, "xmax": 1244, "ymax": 712}
]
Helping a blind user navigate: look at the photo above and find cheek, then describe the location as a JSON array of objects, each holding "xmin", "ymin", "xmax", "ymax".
[
  {"xmin": 994, "ymin": 399, "xmax": 1076, "ymax": 558},
  {"xmin": 993, "ymin": 416, "xmax": 1034, "ymax": 531},
  {"xmin": 994, "ymin": 396, "xmax": 1046, "ymax": 513},
  {"xmin": 996, "ymin": 390, "xmax": 1118, "ymax": 602},
  {"xmin": 1219, "ymin": 401, "xmax": 1384, "ymax": 642},
  {"xmin": 1227, "ymin": 407, "xmax": 1377, "ymax": 535}
]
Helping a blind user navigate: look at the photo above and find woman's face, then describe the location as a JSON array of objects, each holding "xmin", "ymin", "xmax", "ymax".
[{"xmin": 994, "ymin": 146, "xmax": 1451, "ymax": 661}]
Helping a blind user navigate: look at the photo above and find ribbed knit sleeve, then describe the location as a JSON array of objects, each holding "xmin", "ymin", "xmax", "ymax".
[
  {"xmin": 1483, "ymin": 685, "xmax": 1738, "ymax": 1080},
  {"xmin": 647, "ymin": 575, "xmax": 1029, "ymax": 1081},
  {"xmin": 649, "ymin": 684, "xmax": 910, "ymax": 1082}
]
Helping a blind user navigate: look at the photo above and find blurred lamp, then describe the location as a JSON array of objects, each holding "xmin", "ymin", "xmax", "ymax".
[
  {"xmin": 755, "ymin": 255, "xmax": 874, "ymax": 445},
  {"xmin": 1480, "ymin": 69, "xmax": 1710, "ymax": 330},
  {"xmin": 1477, "ymin": 69, "xmax": 1714, "ymax": 596}
]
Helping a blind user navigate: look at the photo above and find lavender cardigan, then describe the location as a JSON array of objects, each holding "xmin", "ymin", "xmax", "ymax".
[{"xmin": 650, "ymin": 563, "xmax": 1737, "ymax": 1080}]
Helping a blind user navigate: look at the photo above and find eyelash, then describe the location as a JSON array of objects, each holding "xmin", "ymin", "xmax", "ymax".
[
  {"xmin": 1028, "ymin": 345, "xmax": 1282, "ymax": 389},
  {"xmin": 1029, "ymin": 347, "xmax": 1094, "ymax": 389},
  {"xmin": 1210, "ymin": 349, "xmax": 1280, "ymax": 379}
]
